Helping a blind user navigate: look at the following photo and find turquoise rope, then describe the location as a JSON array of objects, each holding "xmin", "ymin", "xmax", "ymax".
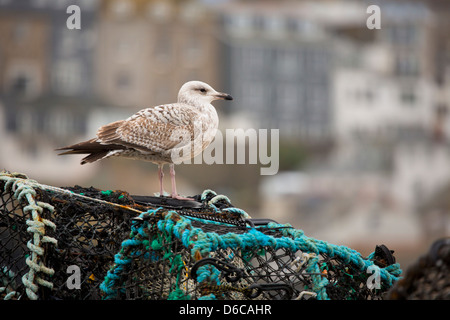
[
  {"xmin": 101, "ymin": 193, "xmax": 402, "ymax": 300},
  {"xmin": 100, "ymin": 209, "xmax": 160, "ymax": 299}
]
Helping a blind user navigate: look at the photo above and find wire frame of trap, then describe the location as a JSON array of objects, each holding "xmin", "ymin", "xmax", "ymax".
[{"xmin": 0, "ymin": 171, "xmax": 402, "ymax": 300}]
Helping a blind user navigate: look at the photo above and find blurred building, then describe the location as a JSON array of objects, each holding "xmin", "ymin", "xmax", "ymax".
[
  {"xmin": 0, "ymin": 0, "xmax": 224, "ymax": 185},
  {"xmin": 0, "ymin": 1, "xmax": 50, "ymax": 98},
  {"xmin": 332, "ymin": 1, "xmax": 450, "ymax": 217},
  {"xmin": 0, "ymin": 0, "xmax": 449, "ymax": 264},
  {"xmin": 0, "ymin": 0, "xmax": 112, "ymax": 182},
  {"xmin": 216, "ymin": 0, "xmax": 333, "ymax": 142},
  {"xmin": 95, "ymin": 0, "xmax": 221, "ymax": 108},
  {"xmin": 333, "ymin": 1, "xmax": 435, "ymax": 141},
  {"xmin": 0, "ymin": 0, "xmax": 99, "ymax": 98},
  {"xmin": 259, "ymin": 0, "xmax": 450, "ymax": 259}
]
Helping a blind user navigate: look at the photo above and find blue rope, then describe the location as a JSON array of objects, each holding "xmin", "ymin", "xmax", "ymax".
[
  {"xmin": 100, "ymin": 192, "xmax": 402, "ymax": 300},
  {"xmin": 156, "ymin": 210, "xmax": 401, "ymax": 299},
  {"xmin": 100, "ymin": 208, "xmax": 161, "ymax": 299}
]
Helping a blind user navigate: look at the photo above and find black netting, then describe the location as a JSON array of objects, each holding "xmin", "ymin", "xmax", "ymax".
[
  {"xmin": 37, "ymin": 188, "xmax": 135, "ymax": 300},
  {"xmin": 1, "ymin": 172, "xmax": 405, "ymax": 300},
  {"xmin": 387, "ymin": 238, "xmax": 450, "ymax": 300},
  {"xmin": 0, "ymin": 189, "xmax": 29, "ymax": 299}
]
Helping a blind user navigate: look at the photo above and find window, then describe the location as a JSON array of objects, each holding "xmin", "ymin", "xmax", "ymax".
[
  {"xmin": 292, "ymin": 19, "xmax": 319, "ymax": 38},
  {"xmin": 147, "ymin": 1, "xmax": 172, "ymax": 22},
  {"xmin": 354, "ymin": 87, "xmax": 375, "ymax": 105},
  {"xmin": 224, "ymin": 13, "xmax": 253, "ymax": 36},
  {"xmin": 388, "ymin": 25, "xmax": 417, "ymax": 46},
  {"xmin": 153, "ymin": 26, "xmax": 173, "ymax": 64},
  {"xmin": 277, "ymin": 48, "xmax": 298, "ymax": 78},
  {"xmin": 277, "ymin": 83, "xmax": 299, "ymax": 111},
  {"xmin": 184, "ymin": 33, "xmax": 202, "ymax": 66},
  {"xmin": 264, "ymin": 16, "xmax": 285, "ymax": 38},
  {"xmin": 305, "ymin": 83, "xmax": 327, "ymax": 109},
  {"xmin": 115, "ymin": 72, "xmax": 132, "ymax": 91},
  {"xmin": 180, "ymin": 2, "xmax": 202, "ymax": 23},
  {"xmin": 59, "ymin": 30, "xmax": 77, "ymax": 56},
  {"xmin": 400, "ymin": 88, "xmax": 416, "ymax": 106},
  {"xmin": 5, "ymin": 107, "xmax": 18, "ymax": 132},
  {"xmin": 303, "ymin": 47, "xmax": 328, "ymax": 83},
  {"xmin": 241, "ymin": 46, "xmax": 266, "ymax": 72},
  {"xmin": 53, "ymin": 59, "xmax": 82, "ymax": 95},
  {"xmin": 12, "ymin": 21, "xmax": 30, "ymax": 44},
  {"xmin": 241, "ymin": 81, "xmax": 267, "ymax": 113},
  {"xmin": 115, "ymin": 37, "xmax": 136, "ymax": 63},
  {"xmin": 395, "ymin": 52, "xmax": 419, "ymax": 76},
  {"xmin": 111, "ymin": 0, "xmax": 134, "ymax": 19},
  {"xmin": 31, "ymin": 0, "xmax": 50, "ymax": 8},
  {"xmin": 10, "ymin": 74, "xmax": 30, "ymax": 95},
  {"xmin": 5, "ymin": 62, "xmax": 41, "ymax": 97}
]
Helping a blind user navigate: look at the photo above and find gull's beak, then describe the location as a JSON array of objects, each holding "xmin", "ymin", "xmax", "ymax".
[{"xmin": 214, "ymin": 92, "xmax": 233, "ymax": 101}]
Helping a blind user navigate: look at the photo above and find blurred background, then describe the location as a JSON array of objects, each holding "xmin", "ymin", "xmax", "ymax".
[{"xmin": 1, "ymin": 0, "xmax": 449, "ymax": 269}]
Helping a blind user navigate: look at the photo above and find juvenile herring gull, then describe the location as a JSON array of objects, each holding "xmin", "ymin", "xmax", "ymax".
[{"xmin": 56, "ymin": 81, "xmax": 233, "ymax": 200}]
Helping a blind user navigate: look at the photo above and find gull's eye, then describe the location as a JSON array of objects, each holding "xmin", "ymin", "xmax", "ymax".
[{"xmin": 199, "ymin": 88, "xmax": 207, "ymax": 93}]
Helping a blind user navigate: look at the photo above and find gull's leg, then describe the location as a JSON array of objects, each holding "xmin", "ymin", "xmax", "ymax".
[
  {"xmin": 158, "ymin": 164, "xmax": 165, "ymax": 196},
  {"xmin": 169, "ymin": 164, "xmax": 193, "ymax": 200}
]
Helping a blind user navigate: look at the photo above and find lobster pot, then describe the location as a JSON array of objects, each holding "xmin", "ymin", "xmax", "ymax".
[
  {"xmin": 0, "ymin": 171, "xmax": 401, "ymax": 300},
  {"xmin": 99, "ymin": 209, "xmax": 401, "ymax": 300},
  {"xmin": 0, "ymin": 173, "xmax": 137, "ymax": 300}
]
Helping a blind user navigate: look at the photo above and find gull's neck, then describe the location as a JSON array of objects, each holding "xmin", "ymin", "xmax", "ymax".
[
  {"xmin": 178, "ymin": 95, "xmax": 214, "ymax": 112},
  {"xmin": 178, "ymin": 96, "xmax": 218, "ymax": 129}
]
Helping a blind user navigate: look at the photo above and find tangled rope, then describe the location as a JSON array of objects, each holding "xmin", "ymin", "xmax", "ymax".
[
  {"xmin": 0, "ymin": 172, "xmax": 58, "ymax": 300},
  {"xmin": 201, "ymin": 189, "xmax": 251, "ymax": 219},
  {"xmin": 100, "ymin": 206, "xmax": 402, "ymax": 300},
  {"xmin": 0, "ymin": 266, "xmax": 20, "ymax": 300},
  {"xmin": 1, "ymin": 170, "xmax": 402, "ymax": 300}
]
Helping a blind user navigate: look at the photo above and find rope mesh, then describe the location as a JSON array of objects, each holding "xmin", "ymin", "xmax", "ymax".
[{"xmin": 0, "ymin": 171, "xmax": 406, "ymax": 300}]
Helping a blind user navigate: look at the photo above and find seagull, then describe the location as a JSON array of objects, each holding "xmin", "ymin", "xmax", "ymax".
[{"xmin": 56, "ymin": 81, "xmax": 233, "ymax": 200}]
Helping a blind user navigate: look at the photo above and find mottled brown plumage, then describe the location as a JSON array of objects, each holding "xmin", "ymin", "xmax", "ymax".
[{"xmin": 56, "ymin": 81, "xmax": 233, "ymax": 199}]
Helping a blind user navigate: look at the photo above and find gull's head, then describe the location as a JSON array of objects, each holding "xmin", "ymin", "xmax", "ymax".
[{"xmin": 178, "ymin": 81, "xmax": 233, "ymax": 105}]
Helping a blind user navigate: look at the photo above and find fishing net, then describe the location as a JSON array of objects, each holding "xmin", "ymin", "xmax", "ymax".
[
  {"xmin": 386, "ymin": 238, "xmax": 450, "ymax": 300},
  {"xmin": 1, "ymin": 170, "xmax": 403, "ymax": 300}
]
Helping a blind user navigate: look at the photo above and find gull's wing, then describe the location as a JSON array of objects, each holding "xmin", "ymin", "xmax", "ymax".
[{"xmin": 97, "ymin": 104, "xmax": 200, "ymax": 154}]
